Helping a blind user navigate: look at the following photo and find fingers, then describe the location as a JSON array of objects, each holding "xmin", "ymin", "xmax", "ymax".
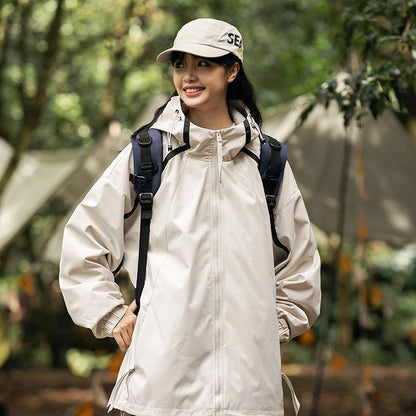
[
  {"xmin": 114, "ymin": 322, "xmax": 134, "ymax": 352},
  {"xmin": 113, "ymin": 331, "xmax": 127, "ymax": 353},
  {"xmin": 128, "ymin": 299, "xmax": 138, "ymax": 314},
  {"xmin": 113, "ymin": 305, "xmax": 138, "ymax": 353}
]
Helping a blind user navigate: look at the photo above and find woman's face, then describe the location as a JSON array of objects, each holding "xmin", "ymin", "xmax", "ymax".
[{"xmin": 172, "ymin": 53, "xmax": 238, "ymax": 115}]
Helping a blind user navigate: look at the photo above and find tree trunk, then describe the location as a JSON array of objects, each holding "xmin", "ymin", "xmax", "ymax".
[
  {"xmin": 0, "ymin": 0, "xmax": 65, "ymax": 198},
  {"xmin": 309, "ymin": 126, "xmax": 353, "ymax": 416}
]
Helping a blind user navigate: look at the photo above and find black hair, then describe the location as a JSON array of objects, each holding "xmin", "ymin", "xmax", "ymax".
[
  {"xmin": 136, "ymin": 52, "xmax": 262, "ymax": 134},
  {"xmin": 201, "ymin": 53, "xmax": 262, "ymax": 126}
]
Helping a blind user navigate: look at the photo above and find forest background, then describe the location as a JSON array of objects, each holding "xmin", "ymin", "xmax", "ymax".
[{"xmin": 0, "ymin": 0, "xmax": 415, "ymax": 415}]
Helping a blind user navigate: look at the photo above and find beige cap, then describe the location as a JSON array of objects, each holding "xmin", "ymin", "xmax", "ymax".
[{"xmin": 157, "ymin": 18, "xmax": 244, "ymax": 63}]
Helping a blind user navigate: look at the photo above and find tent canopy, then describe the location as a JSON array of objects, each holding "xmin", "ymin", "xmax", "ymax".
[
  {"xmin": 263, "ymin": 96, "xmax": 416, "ymax": 246},
  {"xmin": 0, "ymin": 143, "xmax": 87, "ymax": 252}
]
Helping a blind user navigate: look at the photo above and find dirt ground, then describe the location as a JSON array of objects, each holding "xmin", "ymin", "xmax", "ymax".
[{"xmin": 0, "ymin": 365, "xmax": 415, "ymax": 416}]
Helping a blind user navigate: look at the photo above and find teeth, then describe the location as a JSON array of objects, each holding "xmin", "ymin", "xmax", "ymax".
[{"xmin": 185, "ymin": 88, "xmax": 203, "ymax": 93}]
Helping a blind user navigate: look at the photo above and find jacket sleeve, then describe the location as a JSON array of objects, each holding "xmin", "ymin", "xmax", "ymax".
[
  {"xmin": 59, "ymin": 146, "xmax": 133, "ymax": 338},
  {"xmin": 273, "ymin": 162, "xmax": 321, "ymax": 344}
]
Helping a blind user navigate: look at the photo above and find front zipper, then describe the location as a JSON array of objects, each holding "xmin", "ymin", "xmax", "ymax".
[
  {"xmin": 216, "ymin": 130, "xmax": 223, "ymax": 183},
  {"xmin": 212, "ymin": 131, "xmax": 223, "ymax": 414}
]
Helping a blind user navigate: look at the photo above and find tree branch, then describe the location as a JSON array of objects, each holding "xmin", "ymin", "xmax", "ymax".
[
  {"xmin": 17, "ymin": 2, "xmax": 32, "ymax": 119},
  {"xmin": 100, "ymin": 0, "xmax": 136, "ymax": 125}
]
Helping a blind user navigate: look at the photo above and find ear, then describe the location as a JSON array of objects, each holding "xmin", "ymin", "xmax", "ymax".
[{"xmin": 226, "ymin": 62, "xmax": 240, "ymax": 83}]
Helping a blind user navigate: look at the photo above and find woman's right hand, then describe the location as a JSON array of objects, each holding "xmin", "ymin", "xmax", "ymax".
[{"xmin": 112, "ymin": 300, "xmax": 138, "ymax": 353}]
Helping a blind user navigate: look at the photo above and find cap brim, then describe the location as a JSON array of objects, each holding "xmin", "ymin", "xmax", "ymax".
[{"xmin": 157, "ymin": 44, "xmax": 230, "ymax": 63}]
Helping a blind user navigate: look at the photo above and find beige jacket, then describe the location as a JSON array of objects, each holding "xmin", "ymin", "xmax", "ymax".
[{"xmin": 59, "ymin": 96, "xmax": 321, "ymax": 416}]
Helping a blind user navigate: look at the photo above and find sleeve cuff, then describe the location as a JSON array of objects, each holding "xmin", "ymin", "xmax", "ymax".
[
  {"xmin": 278, "ymin": 318, "xmax": 290, "ymax": 344},
  {"xmin": 97, "ymin": 304, "xmax": 128, "ymax": 338}
]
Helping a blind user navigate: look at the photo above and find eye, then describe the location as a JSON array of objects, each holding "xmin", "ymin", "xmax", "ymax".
[
  {"xmin": 198, "ymin": 60, "xmax": 209, "ymax": 67},
  {"xmin": 173, "ymin": 60, "xmax": 184, "ymax": 69}
]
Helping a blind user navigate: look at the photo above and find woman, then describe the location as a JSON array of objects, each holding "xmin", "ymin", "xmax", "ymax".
[{"xmin": 59, "ymin": 18, "xmax": 321, "ymax": 416}]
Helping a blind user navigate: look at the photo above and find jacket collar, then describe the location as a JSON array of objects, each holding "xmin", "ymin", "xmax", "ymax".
[{"xmin": 151, "ymin": 96, "xmax": 261, "ymax": 161}]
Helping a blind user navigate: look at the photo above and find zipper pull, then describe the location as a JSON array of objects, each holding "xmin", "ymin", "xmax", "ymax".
[{"xmin": 216, "ymin": 130, "xmax": 222, "ymax": 146}]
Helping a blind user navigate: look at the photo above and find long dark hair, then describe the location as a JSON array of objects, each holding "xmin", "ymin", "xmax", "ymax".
[
  {"xmin": 136, "ymin": 52, "xmax": 262, "ymax": 134},
  {"xmin": 206, "ymin": 53, "xmax": 262, "ymax": 126}
]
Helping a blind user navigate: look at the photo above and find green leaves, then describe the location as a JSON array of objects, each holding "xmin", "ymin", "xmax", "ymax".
[{"xmin": 302, "ymin": 0, "xmax": 416, "ymax": 128}]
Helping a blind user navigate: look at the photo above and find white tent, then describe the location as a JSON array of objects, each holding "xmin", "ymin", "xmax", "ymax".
[
  {"xmin": 263, "ymin": 96, "xmax": 416, "ymax": 245},
  {"xmin": 0, "ymin": 141, "xmax": 87, "ymax": 252}
]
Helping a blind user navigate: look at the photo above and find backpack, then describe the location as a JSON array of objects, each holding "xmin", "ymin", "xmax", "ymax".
[{"xmin": 127, "ymin": 128, "xmax": 288, "ymax": 314}]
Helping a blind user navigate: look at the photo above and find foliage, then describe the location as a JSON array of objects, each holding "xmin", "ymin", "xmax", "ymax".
[
  {"xmin": 0, "ymin": 0, "xmax": 337, "ymax": 153},
  {"xmin": 300, "ymin": 0, "xmax": 416, "ymax": 127}
]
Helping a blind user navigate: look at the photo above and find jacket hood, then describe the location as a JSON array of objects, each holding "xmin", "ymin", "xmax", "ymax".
[{"xmin": 151, "ymin": 96, "xmax": 261, "ymax": 161}]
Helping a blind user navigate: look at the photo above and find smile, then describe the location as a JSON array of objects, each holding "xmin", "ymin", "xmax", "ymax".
[{"xmin": 183, "ymin": 87, "xmax": 205, "ymax": 94}]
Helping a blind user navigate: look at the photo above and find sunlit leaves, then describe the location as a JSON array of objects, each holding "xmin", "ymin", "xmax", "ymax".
[{"xmin": 30, "ymin": 1, "xmax": 58, "ymax": 34}]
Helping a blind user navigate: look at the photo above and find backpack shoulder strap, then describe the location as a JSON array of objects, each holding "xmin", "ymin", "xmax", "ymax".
[
  {"xmin": 260, "ymin": 134, "xmax": 287, "ymax": 197},
  {"xmin": 129, "ymin": 128, "xmax": 163, "ymax": 197},
  {"xmin": 259, "ymin": 135, "xmax": 289, "ymax": 255},
  {"xmin": 127, "ymin": 128, "xmax": 163, "ymax": 314}
]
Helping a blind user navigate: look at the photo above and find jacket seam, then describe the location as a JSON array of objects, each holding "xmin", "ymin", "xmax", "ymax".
[{"xmin": 276, "ymin": 188, "xmax": 300, "ymax": 213}]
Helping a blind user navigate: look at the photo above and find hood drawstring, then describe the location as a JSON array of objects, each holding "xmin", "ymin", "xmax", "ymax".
[
  {"xmin": 247, "ymin": 112, "xmax": 265, "ymax": 145},
  {"xmin": 167, "ymin": 109, "xmax": 181, "ymax": 152},
  {"xmin": 216, "ymin": 130, "xmax": 223, "ymax": 183}
]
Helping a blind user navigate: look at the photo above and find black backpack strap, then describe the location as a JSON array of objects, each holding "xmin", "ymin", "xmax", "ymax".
[
  {"xmin": 259, "ymin": 135, "xmax": 289, "ymax": 255},
  {"xmin": 128, "ymin": 128, "xmax": 163, "ymax": 315},
  {"xmin": 129, "ymin": 128, "xmax": 163, "ymax": 196}
]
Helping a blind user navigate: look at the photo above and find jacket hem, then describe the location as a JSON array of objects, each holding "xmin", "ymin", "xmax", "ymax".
[{"xmin": 109, "ymin": 401, "xmax": 284, "ymax": 416}]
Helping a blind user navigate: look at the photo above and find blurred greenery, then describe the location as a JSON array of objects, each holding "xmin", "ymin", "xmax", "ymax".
[
  {"xmin": 283, "ymin": 241, "xmax": 416, "ymax": 367},
  {"xmin": 0, "ymin": 0, "xmax": 415, "ymax": 372},
  {"xmin": 0, "ymin": 0, "xmax": 339, "ymax": 154},
  {"xmin": 65, "ymin": 348, "xmax": 113, "ymax": 377}
]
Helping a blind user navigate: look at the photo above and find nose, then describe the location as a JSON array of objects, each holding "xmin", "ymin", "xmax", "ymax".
[{"xmin": 183, "ymin": 66, "xmax": 197, "ymax": 83}]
